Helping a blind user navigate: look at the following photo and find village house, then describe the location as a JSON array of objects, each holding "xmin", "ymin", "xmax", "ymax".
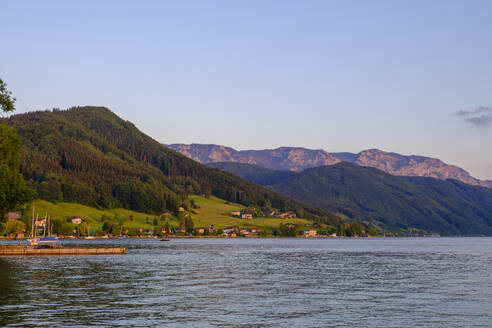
[
  {"xmin": 239, "ymin": 227, "xmax": 249, "ymax": 236},
  {"xmin": 241, "ymin": 213, "xmax": 253, "ymax": 219},
  {"xmin": 178, "ymin": 207, "xmax": 185, "ymax": 212},
  {"xmin": 6, "ymin": 212, "xmax": 21, "ymax": 221},
  {"xmin": 162, "ymin": 211, "xmax": 172, "ymax": 217},
  {"xmin": 303, "ymin": 229, "xmax": 318, "ymax": 237},
  {"xmin": 142, "ymin": 229, "xmax": 154, "ymax": 235},
  {"xmin": 195, "ymin": 225, "xmax": 217, "ymax": 234},
  {"xmin": 136, "ymin": 227, "xmax": 143, "ymax": 233},
  {"xmin": 206, "ymin": 225, "xmax": 217, "ymax": 234},
  {"xmin": 277, "ymin": 211, "xmax": 297, "ymax": 219},
  {"xmin": 223, "ymin": 226, "xmax": 236, "ymax": 235},
  {"xmin": 194, "ymin": 227, "xmax": 205, "ymax": 234},
  {"xmin": 71, "ymin": 216, "xmax": 83, "ymax": 225},
  {"xmin": 250, "ymin": 227, "xmax": 261, "ymax": 234},
  {"xmin": 229, "ymin": 211, "xmax": 241, "ymax": 217}
]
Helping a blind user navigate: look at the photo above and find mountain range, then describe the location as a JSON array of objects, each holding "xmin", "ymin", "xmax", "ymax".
[
  {"xmin": 4, "ymin": 107, "xmax": 492, "ymax": 235},
  {"xmin": 208, "ymin": 161, "xmax": 492, "ymax": 235},
  {"xmin": 168, "ymin": 144, "xmax": 492, "ymax": 188}
]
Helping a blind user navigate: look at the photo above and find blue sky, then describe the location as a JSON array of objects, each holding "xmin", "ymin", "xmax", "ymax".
[{"xmin": 1, "ymin": 0, "xmax": 492, "ymax": 179}]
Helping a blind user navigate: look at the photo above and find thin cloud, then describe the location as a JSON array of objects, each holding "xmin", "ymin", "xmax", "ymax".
[{"xmin": 455, "ymin": 106, "xmax": 492, "ymax": 127}]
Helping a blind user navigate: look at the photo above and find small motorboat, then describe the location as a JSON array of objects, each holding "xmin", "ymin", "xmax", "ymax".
[
  {"xmin": 160, "ymin": 238, "xmax": 170, "ymax": 241},
  {"xmin": 37, "ymin": 236, "xmax": 61, "ymax": 249}
]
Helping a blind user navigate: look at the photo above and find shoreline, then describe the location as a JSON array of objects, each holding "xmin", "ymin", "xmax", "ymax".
[{"xmin": 0, "ymin": 235, "xmax": 453, "ymax": 241}]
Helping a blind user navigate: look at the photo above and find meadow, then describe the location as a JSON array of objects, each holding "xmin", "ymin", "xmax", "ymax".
[{"xmin": 19, "ymin": 196, "xmax": 313, "ymax": 235}]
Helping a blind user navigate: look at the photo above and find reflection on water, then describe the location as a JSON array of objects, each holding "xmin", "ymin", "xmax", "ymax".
[
  {"xmin": 0, "ymin": 238, "xmax": 491, "ymax": 327},
  {"xmin": 0, "ymin": 259, "xmax": 13, "ymax": 298}
]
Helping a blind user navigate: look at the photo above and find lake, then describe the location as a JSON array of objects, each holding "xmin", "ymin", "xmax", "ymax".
[{"xmin": 1, "ymin": 237, "xmax": 491, "ymax": 327}]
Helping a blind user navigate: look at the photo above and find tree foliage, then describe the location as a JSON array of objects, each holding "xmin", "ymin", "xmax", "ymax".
[
  {"xmin": 213, "ymin": 161, "xmax": 492, "ymax": 235},
  {"xmin": 0, "ymin": 79, "xmax": 16, "ymax": 113},
  {"xmin": 278, "ymin": 223, "xmax": 298, "ymax": 237},
  {"xmin": 0, "ymin": 79, "xmax": 35, "ymax": 220},
  {"xmin": 273, "ymin": 163, "xmax": 492, "ymax": 235},
  {"xmin": 1, "ymin": 107, "xmax": 332, "ymax": 221}
]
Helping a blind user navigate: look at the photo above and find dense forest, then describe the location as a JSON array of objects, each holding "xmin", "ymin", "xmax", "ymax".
[
  {"xmin": 2, "ymin": 107, "xmax": 335, "ymax": 222},
  {"xmin": 210, "ymin": 161, "xmax": 492, "ymax": 235},
  {"xmin": 208, "ymin": 162, "xmax": 295, "ymax": 185}
]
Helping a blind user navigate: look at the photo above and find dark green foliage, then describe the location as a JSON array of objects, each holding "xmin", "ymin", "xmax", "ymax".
[
  {"xmin": 2, "ymin": 107, "xmax": 330, "ymax": 220},
  {"xmin": 184, "ymin": 215, "xmax": 194, "ymax": 233},
  {"xmin": 208, "ymin": 162, "xmax": 295, "ymax": 185},
  {"xmin": 0, "ymin": 78, "xmax": 34, "ymax": 222},
  {"xmin": 51, "ymin": 217, "xmax": 74, "ymax": 236},
  {"xmin": 278, "ymin": 223, "xmax": 298, "ymax": 237},
  {"xmin": 212, "ymin": 161, "xmax": 492, "ymax": 235},
  {"xmin": 0, "ymin": 124, "xmax": 36, "ymax": 219},
  {"xmin": 0, "ymin": 79, "xmax": 16, "ymax": 113},
  {"xmin": 273, "ymin": 163, "xmax": 492, "ymax": 235}
]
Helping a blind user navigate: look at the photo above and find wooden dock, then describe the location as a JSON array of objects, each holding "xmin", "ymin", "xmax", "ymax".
[{"xmin": 0, "ymin": 245, "xmax": 126, "ymax": 256}]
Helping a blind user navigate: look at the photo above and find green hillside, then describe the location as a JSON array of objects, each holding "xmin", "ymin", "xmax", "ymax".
[
  {"xmin": 189, "ymin": 195, "xmax": 312, "ymax": 231},
  {"xmin": 22, "ymin": 200, "xmax": 159, "ymax": 234},
  {"xmin": 18, "ymin": 196, "xmax": 313, "ymax": 236},
  {"xmin": 210, "ymin": 162, "xmax": 492, "ymax": 235},
  {"xmin": 2, "ymin": 107, "xmax": 335, "ymax": 222}
]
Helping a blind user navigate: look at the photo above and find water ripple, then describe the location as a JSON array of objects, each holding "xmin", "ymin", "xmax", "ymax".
[{"xmin": 1, "ymin": 237, "xmax": 491, "ymax": 327}]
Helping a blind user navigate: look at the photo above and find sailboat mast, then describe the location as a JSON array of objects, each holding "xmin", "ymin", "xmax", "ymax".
[
  {"xmin": 43, "ymin": 212, "xmax": 47, "ymax": 237},
  {"xmin": 31, "ymin": 202, "xmax": 35, "ymax": 238}
]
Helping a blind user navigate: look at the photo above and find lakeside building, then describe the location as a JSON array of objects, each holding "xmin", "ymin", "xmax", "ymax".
[
  {"xmin": 6, "ymin": 212, "xmax": 21, "ymax": 221},
  {"xmin": 303, "ymin": 229, "xmax": 318, "ymax": 237},
  {"xmin": 194, "ymin": 227, "xmax": 205, "ymax": 234},
  {"xmin": 223, "ymin": 226, "xmax": 236, "ymax": 235},
  {"xmin": 250, "ymin": 227, "xmax": 261, "ymax": 234},
  {"xmin": 71, "ymin": 216, "xmax": 83, "ymax": 225}
]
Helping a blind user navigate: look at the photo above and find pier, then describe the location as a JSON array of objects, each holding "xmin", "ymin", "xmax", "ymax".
[{"xmin": 0, "ymin": 245, "xmax": 126, "ymax": 256}]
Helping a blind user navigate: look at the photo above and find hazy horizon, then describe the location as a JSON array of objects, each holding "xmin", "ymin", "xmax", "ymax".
[{"xmin": 1, "ymin": 1, "xmax": 491, "ymax": 179}]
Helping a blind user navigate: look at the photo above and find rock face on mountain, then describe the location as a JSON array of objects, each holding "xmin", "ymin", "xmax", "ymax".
[
  {"xmin": 168, "ymin": 144, "xmax": 238, "ymax": 163},
  {"xmin": 168, "ymin": 144, "xmax": 340, "ymax": 172},
  {"xmin": 332, "ymin": 149, "xmax": 492, "ymax": 188},
  {"xmin": 168, "ymin": 144, "xmax": 492, "ymax": 188}
]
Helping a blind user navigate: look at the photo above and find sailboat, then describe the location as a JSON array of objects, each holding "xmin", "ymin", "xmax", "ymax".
[
  {"xmin": 27, "ymin": 203, "xmax": 38, "ymax": 245},
  {"xmin": 38, "ymin": 214, "xmax": 59, "ymax": 246}
]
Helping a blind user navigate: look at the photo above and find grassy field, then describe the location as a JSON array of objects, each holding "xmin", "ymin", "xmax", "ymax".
[
  {"xmin": 189, "ymin": 195, "xmax": 312, "ymax": 232},
  {"xmin": 20, "ymin": 196, "xmax": 313, "ymax": 235},
  {"xmin": 21, "ymin": 200, "xmax": 159, "ymax": 234}
]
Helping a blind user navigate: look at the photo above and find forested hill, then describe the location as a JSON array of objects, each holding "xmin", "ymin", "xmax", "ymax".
[
  {"xmin": 207, "ymin": 162, "xmax": 295, "ymax": 186},
  {"xmin": 210, "ymin": 162, "xmax": 492, "ymax": 235},
  {"xmin": 2, "ymin": 107, "xmax": 332, "ymax": 220}
]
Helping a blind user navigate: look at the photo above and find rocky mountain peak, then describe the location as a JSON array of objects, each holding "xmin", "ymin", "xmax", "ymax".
[{"xmin": 167, "ymin": 143, "xmax": 492, "ymax": 188}]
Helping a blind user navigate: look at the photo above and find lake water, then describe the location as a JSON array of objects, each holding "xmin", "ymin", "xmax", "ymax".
[{"xmin": 1, "ymin": 237, "xmax": 491, "ymax": 327}]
